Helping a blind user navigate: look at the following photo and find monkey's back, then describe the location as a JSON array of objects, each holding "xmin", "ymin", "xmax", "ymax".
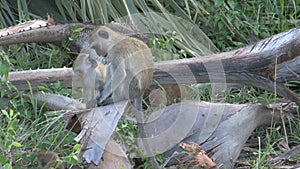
[{"xmin": 107, "ymin": 37, "xmax": 154, "ymax": 98}]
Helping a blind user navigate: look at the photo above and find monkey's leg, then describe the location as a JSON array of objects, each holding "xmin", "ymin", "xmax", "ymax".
[{"xmin": 134, "ymin": 95, "xmax": 160, "ymax": 169}]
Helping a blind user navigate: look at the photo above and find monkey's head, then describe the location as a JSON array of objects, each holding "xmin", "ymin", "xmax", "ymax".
[
  {"xmin": 88, "ymin": 26, "xmax": 126, "ymax": 56},
  {"xmin": 73, "ymin": 53, "xmax": 98, "ymax": 77}
]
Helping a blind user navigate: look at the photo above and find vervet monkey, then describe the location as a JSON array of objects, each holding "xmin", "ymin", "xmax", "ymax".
[
  {"xmin": 73, "ymin": 53, "xmax": 107, "ymax": 108},
  {"xmin": 88, "ymin": 26, "xmax": 153, "ymax": 109},
  {"xmin": 88, "ymin": 26, "xmax": 158, "ymax": 167}
]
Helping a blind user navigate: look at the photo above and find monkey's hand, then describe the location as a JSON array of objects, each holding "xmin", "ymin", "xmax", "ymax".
[
  {"xmin": 97, "ymin": 61, "xmax": 126, "ymax": 105},
  {"xmin": 97, "ymin": 83, "xmax": 113, "ymax": 105}
]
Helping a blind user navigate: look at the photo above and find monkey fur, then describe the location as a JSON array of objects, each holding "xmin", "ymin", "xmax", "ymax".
[
  {"xmin": 88, "ymin": 26, "xmax": 153, "ymax": 107},
  {"xmin": 73, "ymin": 53, "xmax": 107, "ymax": 108}
]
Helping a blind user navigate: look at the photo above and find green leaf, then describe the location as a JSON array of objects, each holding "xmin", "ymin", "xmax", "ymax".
[
  {"xmin": 9, "ymin": 119, "xmax": 19, "ymax": 129},
  {"xmin": 214, "ymin": 0, "xmax": 224, "ymax": 7},
  {"xmin": 5, "ymin": 141, "xmax": 12, "ymax": 151},
  {"xmin": 73, "ymin": 144, "xmax": 81, "ymax": 151},
  {"xmin": 2, "ymin": 110, "xmax": 9, "ymax": 119},
  {"xmin": 12, "ymin": 141, "xmax": 22, "ymax": 148},
  {"xmin": 7, "ymin": 128, "xmax": 16, "ymax": 137},
  {"xmin": 0, "ymin": 154, "xmax": 7, "ymax": 163},
  {"xmin": 63, "ymin": 155, "xmax": 79, "ymax": 165},
  {"xmin": 0, "ymin": 62, "xmax": 8, "ymax": 79},
  {"xmin": 74, "ymin": 27, "xmax": 85, "ymax": 33},
  {"xmin": 71, "ymin": 155, "xmax": 79, "ymax": 163},
  {"xmin": 9, "ymin": 109, "xmax": 13, "ymax": 117},
  {"xmin": 3, "ymin": 163, "xmax": 12, "ymax": 169}
]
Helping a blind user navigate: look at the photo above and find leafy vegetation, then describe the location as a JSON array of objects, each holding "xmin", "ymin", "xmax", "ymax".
[{"xmin": 0, "ymin": 0, "xmax": 299, "ymax": 168}]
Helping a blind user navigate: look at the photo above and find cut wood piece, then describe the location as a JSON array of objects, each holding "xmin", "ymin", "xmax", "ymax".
[
  {"xmin": 0, "ymin": 20, "xmax": 49, "ymax": 37},
  {"xmin": 139, "ymin": 101, "xmax": 282, "ymax": 169},
  {"xmin": 34, "ymin": 92, "xmax": 85, "ymax": 110},
  {"xmin": 0, "ymin": 21, "xmax": 149, "ymax": 52},
  {"xmin": 2, "ymin": 68, "xmax": 73, "ymax": 91}
]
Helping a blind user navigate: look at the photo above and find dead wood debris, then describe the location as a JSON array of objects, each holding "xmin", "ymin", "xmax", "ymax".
[
  {"xmin": 178, "ymin": 142, "xmax": 218, "ymax": 169},
  {"xmin": 270, "ymin": 144, "xmax": 300, "ymax": 168}
]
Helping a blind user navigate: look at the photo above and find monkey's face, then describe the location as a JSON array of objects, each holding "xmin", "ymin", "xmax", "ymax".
[
  {"xmin": 88, "ymin": 26, "xmax": 127, "ymax": 57},
  {"xmin": 88, "ymin": 26, "xmax": 111, "ymax": 56},
  {"xmin": 73, "ymin": 54, "xmax": 95, "ymax": 77},
  {"xmin": 73, "ymin": 53, "xmax": 99, "ymax": 98}
]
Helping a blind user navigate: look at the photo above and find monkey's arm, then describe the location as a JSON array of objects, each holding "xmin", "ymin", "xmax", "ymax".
[
  {"xmin": 97, "ymin": 61, "xmax": 126, "ymax": 105},
  {"xmin": 84, "ymin": 70, "xmax": 97, "ymax": 108}
]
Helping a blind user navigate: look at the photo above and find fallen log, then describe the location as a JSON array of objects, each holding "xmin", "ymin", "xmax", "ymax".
[
  {"xmin": 0, "ymin": 21, "xmax": 149, "ymax": 52},
  {"xmin": 140, "ymin": 101, "xmax": 283, "ymax": 168},
  {"xmin": 3, "ymin": 52, "xmax": 300, "ymax": 104},
  {"xmin": 3, "ymin": 56, "xmax": 299, "ymax": 90}
]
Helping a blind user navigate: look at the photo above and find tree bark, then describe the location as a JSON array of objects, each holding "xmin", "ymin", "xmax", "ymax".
[{"xmin": 142, "ymin": 100, "xmax": 283, "ymax": 169}]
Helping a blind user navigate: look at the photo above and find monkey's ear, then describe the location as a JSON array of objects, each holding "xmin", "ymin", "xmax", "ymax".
[{"xmin": 98, "ymin": 30, "xmax": 109, "ymax": 39}]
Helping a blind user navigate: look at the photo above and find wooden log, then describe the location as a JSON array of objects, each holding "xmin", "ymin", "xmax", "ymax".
[
  {"xmin": 2, "ymin": 68, "xmax": 73, "ymax": 91},
  {"xmin": 0, "ymin": 21, "xmax": 149, "ymax": 52},
  {"xmin": 3, "ymin": 56, "xmax": 299, "ymax": 89}
]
